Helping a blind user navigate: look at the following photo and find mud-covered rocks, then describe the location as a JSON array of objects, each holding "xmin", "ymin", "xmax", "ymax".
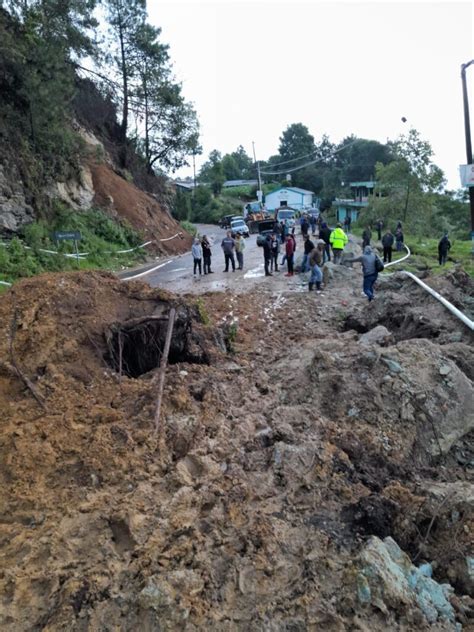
[
  {"xmin": 357, "ymin": 536, "xmax": 459, "ymax": 629},
  {"xmin": 359, "ymin": 325, "xmax": 393, "ymax": 346}
]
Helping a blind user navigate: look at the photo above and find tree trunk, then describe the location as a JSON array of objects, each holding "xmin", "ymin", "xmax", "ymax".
[
  {"xmin": 117, "ymin": 6, "xmax": 128, "ymax": 167},
  {"xmin": 144, "ymin": 67, "xmax": 152, "ymax": 173},
  {"xmin": 403, "ymin": 181, "xmax": 410, "ymax": 222}
]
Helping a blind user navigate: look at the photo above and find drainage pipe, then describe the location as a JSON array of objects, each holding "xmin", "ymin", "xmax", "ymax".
[
  {"xmin": 401, "ymin": 270, "xmax": 474, "ymax": 331},
  {"xmin": 381, "ymin": 244, "xmax": 474, "ymax": 331}
]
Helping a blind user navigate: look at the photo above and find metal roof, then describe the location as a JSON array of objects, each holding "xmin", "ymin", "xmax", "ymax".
[
  {"xmin": 349, "ymin": 181, "xmax": 375, "ymax": 188},
  {"xmin": 223, "ymin": 179, "xmax": 258, "ymax": 187},
  {"xmin": 266, "ymin": 186, "xmax": 315, "ymax": 196}
]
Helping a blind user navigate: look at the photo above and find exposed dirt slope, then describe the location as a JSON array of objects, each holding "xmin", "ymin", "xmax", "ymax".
[
  {"xmin": 0, "ymin": 270, "xmax": 472, "ymax": 631},
  {"xmin": 90, "ymin": 163, "xmax": 192, "ymax": 256}
]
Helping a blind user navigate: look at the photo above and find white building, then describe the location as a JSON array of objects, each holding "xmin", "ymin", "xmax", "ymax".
[{"xmin": 264, "ymin": 187, "xmax": 314, "ymax": 211}]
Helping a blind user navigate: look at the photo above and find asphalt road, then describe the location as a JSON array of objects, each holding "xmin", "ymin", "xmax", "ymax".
[{"xmin": 118, "ymin": 223, "xmax": 308, "ymax": 294}]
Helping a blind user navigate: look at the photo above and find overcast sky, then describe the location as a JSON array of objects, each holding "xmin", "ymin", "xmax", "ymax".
[{"xmin": 148, "ymin": 0, "xmax": 474, "ymax": 189}]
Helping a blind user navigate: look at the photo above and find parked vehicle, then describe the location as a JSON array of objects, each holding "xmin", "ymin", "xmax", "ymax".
[
  {"xmin": 276, "ymin": 208, "xmax": 297, "ymax": 228},
  {"xmin": 219, "ymin": 214, "xmax": 236, "ymax": 229},
  {"xmin": 230, "ymin": 217, "xmax": 250, "ymax": 237},
  {"xmin": 255, "ymin": 219, "xmax": 276, "ymax": 246}
]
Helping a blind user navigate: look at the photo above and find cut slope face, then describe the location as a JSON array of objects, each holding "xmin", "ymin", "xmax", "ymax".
[
  {"xmin": 90, "ymin": 163, "xmax": 192, "ymax": 256},
  {"xmin": 0, "ymin": 270, "xmax": 472, "ymax": 631}
]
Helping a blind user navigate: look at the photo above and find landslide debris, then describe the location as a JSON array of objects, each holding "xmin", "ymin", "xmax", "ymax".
[{"xmin": 0, "ymin": 270, "xmax": 472, "ymax": 631}]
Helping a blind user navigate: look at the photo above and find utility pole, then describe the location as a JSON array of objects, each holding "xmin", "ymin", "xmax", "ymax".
[
  {"xmin": 192, "ymin": 150, "xmax": 197, "ymax": 194},
  {"xmin": 461, "ymin": 60, "xmax": 474, "ymax": 256},
  {"xmin": 252, "ymin": 141, "xmax": 263, "ymax": 204}
]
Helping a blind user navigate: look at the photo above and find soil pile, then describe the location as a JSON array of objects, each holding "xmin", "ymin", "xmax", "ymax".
[
  {"xmin": 90, "ymin": 163, "xmax": 192, "ymax": 256},
  {"xmin": 0, "ymin": 270, "xmax": 472, "ymax": 631}
]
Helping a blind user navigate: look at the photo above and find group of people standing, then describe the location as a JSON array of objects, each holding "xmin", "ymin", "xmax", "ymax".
[
  {"xmin": 359, "ymin": 220, "xmax": 404, "ymax": 264},
  {"xmin": 191, "ymin": 231, "xmax": 248, "ymax": 277},
  {"xmin": 190, "ymin": 213, "xmax": 453, "ymax": 302}
]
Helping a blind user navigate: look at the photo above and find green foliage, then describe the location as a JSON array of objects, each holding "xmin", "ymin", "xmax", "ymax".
[
  {"xmin": 196, "ymin": 297, "xmax": 210, "ymax": 325},
  {"xmin": 198, "ymin": 150, "xmax": 225, "ymax": 195},
  {"xmin": 279, "ymin": 123, "xmax": 315, "ymax": 160},
  {"xmin": 191, "ymin": 189, "xmax": 242, "ymax": 224},
  {"xmin": 221, "ymin": 185, "xmax": 255, "ymax": 199},
  {"xmin": 0, "ymin": 7, "xmax": 86, "ymax": 185},
  {"xmin": 173, "ymin": 189, "xmax": 192, "ymax": 221},
  {"xmin": 224, "ymin": 322, "xmax": 238, "ymax": 353},
  {"xmin": 1, "ymin": 206, "xmax": 145, "ymax": 283},
  {"xmin": 180, "ymin": 220, "xmax": 197, "ymax": 236},
  {"xmin": 363, "ymin": 129, "xmax": 454, "ymax": 236}
]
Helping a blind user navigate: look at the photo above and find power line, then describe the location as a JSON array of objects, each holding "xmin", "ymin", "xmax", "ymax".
[{"xmin": 260, "ymin": 138, "xmax": 361, "ymax": 176}]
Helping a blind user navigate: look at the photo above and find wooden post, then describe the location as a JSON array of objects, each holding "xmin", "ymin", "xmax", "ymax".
[{"xmin": 153, "ymin": 307, "xmax": 176, "ymax": 437}]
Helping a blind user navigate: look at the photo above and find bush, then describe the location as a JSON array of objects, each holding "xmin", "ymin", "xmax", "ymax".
[
  {"xmin": 180, "ymin": 220, "xmax": 197, "ymax": 236},
  {"xmin": 4, "ymin": 204, "xmax": 146, "ymax": 283}
]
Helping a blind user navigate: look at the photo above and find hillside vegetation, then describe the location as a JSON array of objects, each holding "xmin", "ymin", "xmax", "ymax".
[{"xmin": 0, "ymin": 2, "xmax": 198, "ymax": 280}]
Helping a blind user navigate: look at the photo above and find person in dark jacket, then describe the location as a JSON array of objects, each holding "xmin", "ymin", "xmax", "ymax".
[
  {"xmin": 221, "ymin": 231, "xmax": 236, "ymax": 271},
  {"xmin": 438, "ymin": 232, "xmax": 451, "ymax": 265},
  {"xmin": 395, "ymin": 227, "xmax": 404, "ymax": 252},
  {"xmin": 300, "ymin": 234, "xmax": 315, "ymax": 273},
  {"xmin": 381, "ymin": 230, "xmax": 394, "ymax": 263},
  {"xmin": 319, "ymin": 222, "xmax": 332, "ymax": 263},
  {"xmin": 270, "ymin": 233, "xmax": 280, "ymax": 272},
  {"xmin": 362, "ymin": 226, "xmax": 372, "ymax": 249},
  {"xmin": 263, "ymin": 234, "xmax": 273, "ymax": 276},
  {"xmin": 309, "ymin": 214, "xmax": 317, "ymax": 235},
  {"xmin": 301, "ymin": 216, "xmax": 309, "ymax": 237},
  {"xmin": 201, "ymin": 235, "xmax": 213, "ymax": 274},
  {"xmin": 344, "ymin": 215, "xmax": 352, "ymax": 234},
  {"xmin": 376, "ymin": 219, "xmax": 384, "ymax": 241},
  {"xmin": 347, "ymin": 245, "xmax": 379, "ymax": 302}
]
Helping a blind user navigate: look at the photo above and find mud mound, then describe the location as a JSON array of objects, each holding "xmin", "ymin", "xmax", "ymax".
[
  {"xmin": 0, "ymin": 274, "xmax": 473, "ymax": 630},
  {"xmin": 344, "ymin": 271, "xmax": 474, "ymax": 345},
  {"xmin": 90, "ymin": 163, "xmax": 192, "ymax": 255}
]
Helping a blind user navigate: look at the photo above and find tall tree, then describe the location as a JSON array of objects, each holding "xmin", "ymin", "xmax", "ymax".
[
  {"xmin": 131, "ymin": 22, "xmax": 199, "ymax": 172},
  {"xmin": 199, "ymin": 150, "xmax": 225, "ymax": 195},
  {"xmin": 105, "ymin": 0, "xmax": 146, "ymax": 164},
  {"xmin": 369, "ymin": 130, "xmax": 446, "ymax": 230},
  {"xmin": 336, "ymin": 136, "xmax": 393, "ymax": 183},
  {"xmin": 278, "ymin": 123, "xmax": 315, "ymax": 161}
]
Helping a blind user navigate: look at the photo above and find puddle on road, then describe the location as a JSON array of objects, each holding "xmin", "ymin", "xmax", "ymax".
[{"xmin": 244, "ymin": 264, "xmax": 265, "ymax": 279}]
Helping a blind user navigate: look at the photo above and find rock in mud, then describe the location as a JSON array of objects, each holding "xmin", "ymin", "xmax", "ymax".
[
  {"xmin": 357, "ymin": 536, "xmax": 459, "ymax": 629},
  {"xmin": 359, "ymin": 325, "xmax": 393, "ymax": 346}
]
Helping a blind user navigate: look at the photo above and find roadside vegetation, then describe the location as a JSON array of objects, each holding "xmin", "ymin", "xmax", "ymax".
[{"xmin": 0, "ymin": 206, "xmax": 146, "ymax": 287}]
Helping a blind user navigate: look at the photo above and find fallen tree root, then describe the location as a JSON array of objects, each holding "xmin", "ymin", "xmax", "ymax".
[{"xmin": 9, "ymin": 309, "xmax": 47, "ymax": 411}]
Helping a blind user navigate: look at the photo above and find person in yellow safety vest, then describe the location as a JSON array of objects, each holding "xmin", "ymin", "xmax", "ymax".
[{"xmin": 329, "ymin": 223, "xmax": 348, "ymax": 264}]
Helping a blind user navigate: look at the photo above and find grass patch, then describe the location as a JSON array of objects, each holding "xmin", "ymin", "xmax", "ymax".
[
  {"xmin": 0, "ymin": 206, "xmax": 147, "ymax": 285},
  {"xmin": 180, "ymin": 220, "xmax": 197, "ymax": 236},
  {"xmin": 405, "ymin": 237, "xmax": 473, "ymax": 276},
  {"xmin": 196, "ymin": 298, "xmax": 210, "ymax": 325}
]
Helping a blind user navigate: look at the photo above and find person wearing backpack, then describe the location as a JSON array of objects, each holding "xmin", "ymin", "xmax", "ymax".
[{"xmin": 346, "ymin": 245, "xmax": 383, "ymax": 302}]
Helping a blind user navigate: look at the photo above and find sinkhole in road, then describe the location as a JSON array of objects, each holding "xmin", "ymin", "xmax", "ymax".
[{"xmin": 104, "ymin": 311, "xmax": 209, "ymax": 378}]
